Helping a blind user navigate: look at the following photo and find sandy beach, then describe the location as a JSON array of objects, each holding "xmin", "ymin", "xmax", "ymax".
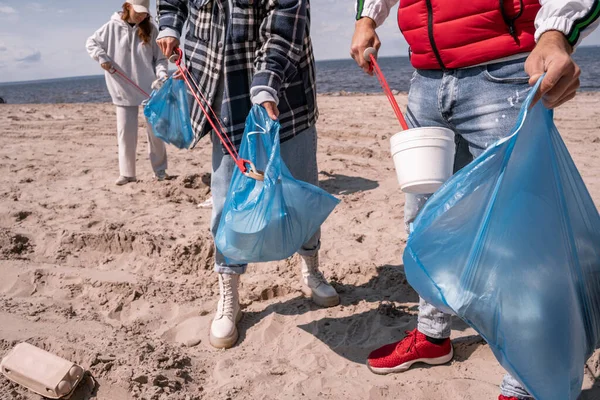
[{"xmin": 1, "ymin": 93, "xmax": 600, "ymax": 400}]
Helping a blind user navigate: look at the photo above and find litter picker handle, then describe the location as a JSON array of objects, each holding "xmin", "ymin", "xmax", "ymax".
[
  {"xmin": 169, "ymin": 52, "xmax": 180, "ymax": 64},
  {"xmin": 363, "ymin": 47, "xmax": 377, "ymax": 63},
  {"xmin": 171, "ymin": 47, "xmax": 264, "ymax": 181},
  {"xmin": 363, "ymin": 47, "xmax": 409, "ymax": 131},
  {"xmin": 171, "ymin": 48, "xmax": 184, "ymax": 66}
]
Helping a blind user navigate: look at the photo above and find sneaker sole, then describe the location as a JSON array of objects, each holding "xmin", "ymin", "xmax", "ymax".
[
  {"xmin": 209, "ymin": 311, "xmax": 243, "ymax": 349},
  {"xmin": 302, "ymin": 287, "xmax": 340, "ymax": 308},
  {"xmin": 209, "ymin": 330, "xmax": 238, "ymax": 349},
  {"xmin": 366, "ymin": 346, "xmax": 454, "ymax": 375},
  {"xmin": 197, "ymin": 200, "xmax": 213, "ymax": 209},
  {"xmin": 115, "ymin": 178, "xmax": 136, "ymax": 186},
  {"xmin": 312, "ymin": 293, "xmax": 340, "ymax": 308}
]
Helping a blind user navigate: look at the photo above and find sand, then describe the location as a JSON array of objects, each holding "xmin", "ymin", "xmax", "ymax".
[{"xmin": 1, "ymin": 93, "xmax": 600, "ymax": 400}]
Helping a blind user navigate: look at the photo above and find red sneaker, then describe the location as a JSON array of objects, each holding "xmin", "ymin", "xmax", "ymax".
[
  {"xmin": 498, "ymin": 396, "xmax": 520, "ymax": 400},
  {"xmin": 367, "ymin": 328, "xmax": 453, "ymax": 374}
]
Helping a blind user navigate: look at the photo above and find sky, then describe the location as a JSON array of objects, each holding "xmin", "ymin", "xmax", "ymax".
[{"xmin": 0, "ymin": 0, "xmax": 599, "ymax": 83}]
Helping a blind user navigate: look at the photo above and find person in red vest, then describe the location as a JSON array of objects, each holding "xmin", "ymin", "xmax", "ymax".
[{"xmin": 351, "ymin": 1, "xmax": 600, "ymax": 399}]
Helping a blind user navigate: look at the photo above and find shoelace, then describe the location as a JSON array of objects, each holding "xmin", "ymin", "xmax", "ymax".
[
  {"xmin": 303, "ymin": 257, "xmax": 327, "ymax": 286},
  {"xmin": 217, "ymin": 276, "xmax": 235, "ymax": 319},
  {"xmin": 403, "ymin": 330, "xmax": 419, "ymax": 354}
]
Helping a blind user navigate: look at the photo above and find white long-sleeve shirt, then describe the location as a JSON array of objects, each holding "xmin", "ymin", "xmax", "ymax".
[
  {"xmin": 356, "ymin": 0, "xmax": 600, "ymax": 48},
  {"xmin": 86, "ymin": 13, "xmax": 168, "ymax": 106}
]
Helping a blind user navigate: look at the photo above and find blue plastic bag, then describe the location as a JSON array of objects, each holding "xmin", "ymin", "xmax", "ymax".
[
  {"xmin": 215, "ymin": 105, "xmax": 340, "ymax": 264},
  {"xmin": 143, "ymin": 77, "xmax": 194, "ymax": 149},
  {"xmin": 403, "ymin": 77, "xmax": 600, "ymax": 400}
]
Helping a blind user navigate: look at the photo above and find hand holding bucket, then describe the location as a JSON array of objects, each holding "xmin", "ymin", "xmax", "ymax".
[{"xmin": 364, "ymin": 47, "xmax": 455, "ymax": 194}]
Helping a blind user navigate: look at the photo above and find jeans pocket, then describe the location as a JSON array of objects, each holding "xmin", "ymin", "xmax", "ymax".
[
  {"xmin": 483, "ymin": 58, "xmax": 529, "ymax": 84},
  {"xmin": 410, "ymin": 70, "xmax": 418, "ymax": 84}
]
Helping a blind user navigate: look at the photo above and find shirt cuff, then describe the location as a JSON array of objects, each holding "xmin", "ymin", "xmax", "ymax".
[
  {"xmin": 157, "ymin": 27, "xmax": 181, "ymax": 42},
  {"xmin": 98, "ymin": 55, "xmax": 110, "ymax": 64},
  {"xmin": 251, "ymin": 72, "xmax": 282, "ymax": 103},
  {"xmin": 359, "ymin": 6, "xmax": 387, "ymax": 28},
  {"xmin": 535, "ymin": 16, "xmax": 573, "ymax": 43},
  {"xmin": 250, "ymin": 86, "xmax": 279, "ymax": 106}
]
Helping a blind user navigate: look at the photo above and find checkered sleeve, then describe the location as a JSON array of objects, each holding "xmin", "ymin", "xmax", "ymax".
[
  {"xmin": 157, "ymin": 0, "xmax": 189, "ymax": 37},
  {"xmin": 251, "ymin": 0, "xmax": 308, "ymax": 96}
]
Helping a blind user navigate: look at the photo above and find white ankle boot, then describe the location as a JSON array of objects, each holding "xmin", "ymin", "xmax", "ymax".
[
  {"xmin": 301, "ymin": 253, "xmax": 340, "ymax": 308},
  {"xmin": 115, "ymin": 175, "xmax": 136, "ymax": 186},
  {"xmin": 210, "ymin": 273, "xmax": 242, "ymax": 349}
]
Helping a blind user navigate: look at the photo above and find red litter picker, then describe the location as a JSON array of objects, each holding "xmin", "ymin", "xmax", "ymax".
[
  {"xmin": 169, "ymin": 49, "xmax": 264, "ymax": 181},
  {"xmin": 108, "ymin": 66, "xmax": 150, "ymax": 98},
  {"xmin": 363, "ymin": 47, "xmax": 455, "ymax": 195},
  {"xmin": 363, "ymin": 47, "xmax": 409, "ymax": 131}
]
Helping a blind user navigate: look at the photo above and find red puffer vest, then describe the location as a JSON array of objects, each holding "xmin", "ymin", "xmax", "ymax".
[{"xmin": 398, "ymin": 0, "xmax": 541, "ymax": 69}]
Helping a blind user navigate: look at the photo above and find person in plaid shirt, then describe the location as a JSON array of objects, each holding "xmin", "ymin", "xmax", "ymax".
[{"xmin": 156, "ymin": 0, "xmax": 339, "ymax": 350}]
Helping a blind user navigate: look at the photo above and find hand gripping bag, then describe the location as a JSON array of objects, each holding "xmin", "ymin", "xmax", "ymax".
[
  {"xmin": 143, "ymin": 77, "xmax": 194, "ymax": 149},
  {"xmin": 403, "ymin": 77, "xmax": 600, "ymax": 400},
  {"xmin": 215, "ymin": 105, "xmax": 340, "ymax": 264}
]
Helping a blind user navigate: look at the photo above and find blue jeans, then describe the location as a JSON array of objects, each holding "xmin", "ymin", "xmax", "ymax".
[
  {"xmin": 211, "ymin": 125, "xmax": 321, "ymax": 275},
  {"xmin": 405, "ymin": 58, "xmax": 533, "ymax": 399}
]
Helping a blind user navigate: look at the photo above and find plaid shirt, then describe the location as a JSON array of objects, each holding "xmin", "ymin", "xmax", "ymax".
[{"xmin": 157, "ymin": 0, "xmax": 318, "ymax": 151}]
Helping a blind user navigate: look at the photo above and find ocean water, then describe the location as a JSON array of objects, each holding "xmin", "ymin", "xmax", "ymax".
[{"xmin": 1, "ymin": 46, "xmax": 599, "ymax": 104}]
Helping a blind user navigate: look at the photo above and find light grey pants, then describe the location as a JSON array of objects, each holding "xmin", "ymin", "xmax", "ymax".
[
  {"xmin": 405, "ymin": 60, "xmax": 535, "ymax": 399},
  {"xmin": 116, "ymin": 105, "xmax": 167, "ymax": 178},
  {"xmin": 211, "ymin": 126, "xmax": 321, "ymax": 274}
]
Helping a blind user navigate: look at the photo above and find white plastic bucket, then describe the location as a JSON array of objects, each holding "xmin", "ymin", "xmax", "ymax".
[{"xmin": 390, "ymin": 126, "xmax": 455, "ymax": 194}]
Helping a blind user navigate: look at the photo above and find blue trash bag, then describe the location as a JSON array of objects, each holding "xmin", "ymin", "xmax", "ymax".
[
  {"xmin": 403, "ymin": 77, "xmax": 600, "ymax": 400},
  {"xmin": 215, "ymin": 105, "xmax": 340, "ymax": 264},
  {"xmin": 143, "ymin": 77, "xmax": 194, "ymax": 149}
]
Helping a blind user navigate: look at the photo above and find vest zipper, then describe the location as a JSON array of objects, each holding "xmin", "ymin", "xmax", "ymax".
[
  {"xmin": 499, "ymin": 0, "xmax": 524, "ymax": 41},
  {"xmin": 425, "ymin": 0, "xmax": 446, "ymax": 70}
]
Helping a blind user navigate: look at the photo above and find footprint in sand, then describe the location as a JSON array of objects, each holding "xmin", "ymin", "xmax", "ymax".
[{"xmin": 163, "ymin": 314, "xmax": 212, "ymax": 347}]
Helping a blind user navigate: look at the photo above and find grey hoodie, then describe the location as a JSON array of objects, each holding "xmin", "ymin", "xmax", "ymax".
[{"xmin": 86, "ymin": 12, "xmax": 168, "ymax": 106}]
